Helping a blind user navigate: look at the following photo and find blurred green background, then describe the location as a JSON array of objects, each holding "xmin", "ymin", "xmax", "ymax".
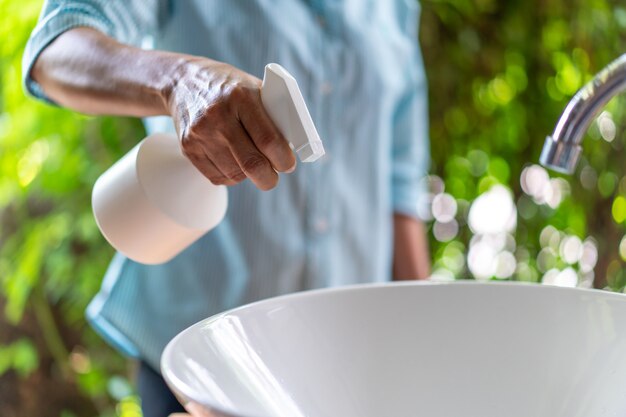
[{"xmin": 1, "ymin": 0, "xmax": 626, "ymax": 416}]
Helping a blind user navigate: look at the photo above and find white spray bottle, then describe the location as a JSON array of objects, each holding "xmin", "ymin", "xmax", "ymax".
[{"xmin": 91, "ymin": 63, "xmax": 324, "ymax": 264}]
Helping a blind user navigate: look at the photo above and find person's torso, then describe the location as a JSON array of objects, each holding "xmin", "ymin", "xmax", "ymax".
[{"xmin": 91, "ymin": 0, "xmax": 422, "ymax": 367}]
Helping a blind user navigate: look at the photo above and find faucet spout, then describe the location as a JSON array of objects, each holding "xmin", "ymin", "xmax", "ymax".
[{"xmin": 540, "ymin": 54, "xmax": 626, "ymax": 174}]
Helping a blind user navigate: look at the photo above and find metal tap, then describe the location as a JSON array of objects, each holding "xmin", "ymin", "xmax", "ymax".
[{"xmin": 540, "ymin": 54, "xmax": 626, "ymax": 174}]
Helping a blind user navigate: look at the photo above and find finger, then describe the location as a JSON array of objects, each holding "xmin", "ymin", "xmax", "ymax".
[
  {"xmin": 226, "ymin": 123, "xmax": 278, "ymax": 190},
  {"xmin": 238, "ymin": 91, "xmax": 296, "ymax": 173},
  {"xmin": 185, "ymin": 149, "xmax": 237, "ymax": 186},
  {"xmin": 201, "ymin": 136, "xmax": 248, "ymax": 184}
]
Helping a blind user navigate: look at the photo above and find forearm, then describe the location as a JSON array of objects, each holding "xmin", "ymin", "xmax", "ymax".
[
  {"xmin": 392, "ymin": 213, "xmax": 431, "ymax": 280},
  {"xmin": 31, "ymin": 27, "xmax": 187, "ymax": 117}
]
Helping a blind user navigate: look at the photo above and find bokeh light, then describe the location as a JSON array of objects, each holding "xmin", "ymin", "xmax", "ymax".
[
  {"xmin": 520, "ymin": 164, "xmax": 570, "ymax": 209},
  {"xmin": 579, "ymin": 165, "xmax": 597, "ymax": 190},
  {"xmin": 432, "ymin": 193, "xmax": 457, "ymax": 223},
  {"xmin": 430, "ymin": 268, "xmax": 456, "ymax": 282},
  {"xmin": 417, "ymin": 175, "xmax": 446, "ymax": 221},
  {"xmin": 440, "ymin": 242, "xmax": 466, "ymax": 275},
  {"xmin": 465, "ymin": 185, "xmax": 519, "ymax": 280},
  {"xmin": 433, "ymin": 220, "xmax": 459, "ymax": 242},
  {"xmin": 579, "ymin": 238, "xmax": 598, "ymax": 273},
  {"xmin": 537, "ymin": 247, "xmax": 557, "ymax": 272},
  {"xmin": 493, "ymin": 251, "xmax": 517, "ymax": 279},
  {"xmin": 619, "ymin": 235, "xmax": 626, "ymax": 262},
  {"xmin": 468, "ymin": 185, "xmax": 517, "ymax": 234},
  {"xmin": 559, "ymin": 235, "xmax": 583, "ymax": 264},
  {"xmin": 539, "ymin": 225, "xmax": 561, "ymax": 250},
  {"xmin": 597, "ymin": 111, "xmax": 616, "ymax": 142},
  {"xmin": 468, "ymin": 238, "xmax": 499, "ymax": 280},
  {"xmin": 542, "ymin": 267, "xmax": 578, "ymax": 287}
]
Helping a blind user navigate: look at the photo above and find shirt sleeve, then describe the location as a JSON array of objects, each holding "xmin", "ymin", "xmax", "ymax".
[
  {"xmin": 391, "ymin": 43, "xmax": 431, "ymax": 219},
  {"xmin": 22, "ymin": 0, "xmax": 161, "ymax": 103}
]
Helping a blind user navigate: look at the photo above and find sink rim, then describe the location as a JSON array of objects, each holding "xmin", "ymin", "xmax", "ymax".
[{"xmin": 161, "ymin": 280, "xmax": 626, "ymax": 417}]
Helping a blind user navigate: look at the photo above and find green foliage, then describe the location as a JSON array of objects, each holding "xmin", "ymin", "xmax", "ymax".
[
  {"xmin": 0, "ymin": 338, "xmax": 38, "ymax": 377},
  {"xmin": 421, "ymin": 0, "xmax": 626, "ymax": 289},
  {"xmin": 116, "ymin": 395, "xmax": 143, "ymax": 417},
  {"xmin": 0, "ymin": 0, "xmax": 144, "ymax": 415}
]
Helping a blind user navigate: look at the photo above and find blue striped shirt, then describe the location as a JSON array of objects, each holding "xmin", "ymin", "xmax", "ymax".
[{"xmin": 24, "ymin": 0, "xmax": 430, "ymax": 370}]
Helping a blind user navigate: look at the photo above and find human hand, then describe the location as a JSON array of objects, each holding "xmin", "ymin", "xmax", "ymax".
[
  {"xmin": 165, "ymin": 59, "xmax": 296, "ymax": 190},
  {"xmin": 169, "ymin": 401, "xmax": 223, "ymax": 416}
]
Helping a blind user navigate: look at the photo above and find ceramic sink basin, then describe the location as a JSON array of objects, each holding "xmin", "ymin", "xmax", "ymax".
[{"xmin": 161, "ymin": 281, "xmax": 626, "ymax": 417}]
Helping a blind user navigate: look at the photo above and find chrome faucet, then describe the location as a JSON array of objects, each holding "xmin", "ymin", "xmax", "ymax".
[{"xmin": 540, "ymin": 54, "xmax": 626, "ymax": 174}]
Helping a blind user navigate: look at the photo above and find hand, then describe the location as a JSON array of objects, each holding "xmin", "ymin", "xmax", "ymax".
[
  {"xmin": 166, "ymin": 60, "xmax": 296, "ymax": 190},
  {"xmin": 170, "ymin": 401, "xmax": 223, "ymax": 416}
]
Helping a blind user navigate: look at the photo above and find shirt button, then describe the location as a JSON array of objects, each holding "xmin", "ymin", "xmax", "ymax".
[
  {"xmin": 320, "ymin": 81, "xmax": 333, "ymax": 95},
  {"xmin": 316, "ymin": 15, "xmax": 326, "ymax": 27},
  {"xmin": 314, "ymin": 218, "xmax": 329, "ymax": 234}
]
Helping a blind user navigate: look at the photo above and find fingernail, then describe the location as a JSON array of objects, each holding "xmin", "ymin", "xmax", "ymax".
[{"xmin": 286, "ymin": 163, "xmax": 296, "ymax": 173}]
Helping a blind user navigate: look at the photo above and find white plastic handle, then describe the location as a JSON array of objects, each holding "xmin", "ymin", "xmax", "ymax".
[{"xmin": 261, "ymin": 63, "xmax": 325, "ymax": 162}]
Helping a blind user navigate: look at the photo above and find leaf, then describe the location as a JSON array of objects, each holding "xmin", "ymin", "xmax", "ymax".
[{"xmin": 0, "ymin": 338, "xmax": 39, "ymax": 378}]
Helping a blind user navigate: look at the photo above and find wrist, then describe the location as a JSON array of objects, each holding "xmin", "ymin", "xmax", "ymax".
[
  {"xmin": 156, "ymin": 54, "xmax": 197, "ymax": 116},
  {"xmin": 158, "ymin": 56, "xmax": 233, "ymax": 132}
]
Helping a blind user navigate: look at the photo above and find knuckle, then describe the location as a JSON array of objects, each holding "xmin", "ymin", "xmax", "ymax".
[
  {"xmin": 241, "ymin": 154, "xmax": 269, "ymax": 174},
  {"xmin": 206, "ymin": 99, "xmax": 229, "ymax": 118},
  {"xmin": 208, "ymin": 175, "xmax": 228, "ymax": 186},
  {"xmin": 228, "ymin": 84, "xmax": 246, "ymax": 101},
  {"xmin": 229, "ymin": 84, "xmax": 256, "ymax": 101},
  {"xmin": 228, "ymin": 85, "xmax": 250, "ymax": 103},
  {"xmin": 180, "ymin": 133, "xmax": 207, "ymax": 157},
  {"xmin": 255, "ymin": 132, "xmax": 279, "ymax": 150},
  {"xmin": 226, "ymin": 86, "xmax": 258, "ymax": 112},
  {"xmin": 188, "ymin": 104, "xmax": 228, "ymax": 135},
  {"xmin": 226, "ymin": 170, "xmax": 247, "ymax": 182}
]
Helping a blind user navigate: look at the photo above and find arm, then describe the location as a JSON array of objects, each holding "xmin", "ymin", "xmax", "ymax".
[
  {"xmin": 389, "ymin": 15, "xmax": 431, "ymax": 280},
  {"xmin": 31, "ymin": 27, "xmax": 295, "ymax": 190},
  {"xmin": 392, "ymin": 214, "xmax": 431, "ymax": 280}
]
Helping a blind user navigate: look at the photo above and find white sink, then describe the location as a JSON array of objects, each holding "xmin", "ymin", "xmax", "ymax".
[{"xmin": 161, "ymin": 281, "xmax": 626, "ymax": 417}]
